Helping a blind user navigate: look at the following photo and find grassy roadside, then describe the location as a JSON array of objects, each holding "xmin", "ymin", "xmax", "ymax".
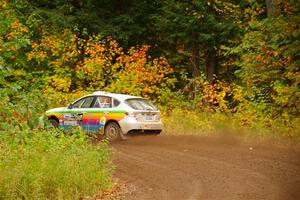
[
  {"xmin": 162, "ymin": 109, "xmax": 300, "ymax": 140},
  {"xmin": 0, "ymin": 130, "xmax": 113, "ymax": 200}
]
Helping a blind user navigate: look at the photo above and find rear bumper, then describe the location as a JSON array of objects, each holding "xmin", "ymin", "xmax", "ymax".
[{"xmin": 119, "ymin": 117, "xmax": 163, "ymax": 134}]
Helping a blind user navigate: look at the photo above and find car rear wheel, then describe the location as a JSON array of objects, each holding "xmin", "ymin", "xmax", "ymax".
[{"xmin": 104, "ymin": 122, "xmax": 121, "ymax": 141}]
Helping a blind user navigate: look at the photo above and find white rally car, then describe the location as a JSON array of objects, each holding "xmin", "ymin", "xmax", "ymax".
[{"xmin": 46, "ymin": 91, "xmax": 163, "ymax": 140}]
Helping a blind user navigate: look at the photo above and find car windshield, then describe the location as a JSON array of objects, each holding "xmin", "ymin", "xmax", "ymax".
[{"xmin": 125, "ymin": 98, "xmax": 157, "ymax": 111}]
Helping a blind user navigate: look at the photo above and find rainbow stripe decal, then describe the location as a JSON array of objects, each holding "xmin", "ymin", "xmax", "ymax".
[{"xmin": 46, "ymin": 109, "xmax": 127, "ymax": 133}]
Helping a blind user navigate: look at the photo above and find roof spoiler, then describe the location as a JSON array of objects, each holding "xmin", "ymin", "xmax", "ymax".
[{"xmin": 93, "ymin": 91, "xmax": 110, "ymax": 95}]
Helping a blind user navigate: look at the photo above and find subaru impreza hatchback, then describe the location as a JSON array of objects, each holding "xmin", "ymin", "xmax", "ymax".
[{"xmin": 45, "ymin": 91, "xmax": 163, "ymax": 140}]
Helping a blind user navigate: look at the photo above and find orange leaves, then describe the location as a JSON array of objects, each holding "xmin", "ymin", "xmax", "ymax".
[
  {"xmin": 123, "ymin": 47, "xmax": 172, "ymax": 84},
  {"xmin": 5, "ymin": 32, "xmax": 14, "ymax": 40},
  {"xmin": 256, "ymin": 46, "xmax": 271, "ymax": 65},
  {"xmin": 188, "ymin": 78, "xmax": 244, "ymax": 112},
  {"xmin": 22, "ymin": 26, "xmax": 175, "ymax": 101},
  {"xmin": 75, "ymin": 35, "xmax": 174, "ymax": 97},
  {"xmin": 257, "ymin": 54, "xmax": 262, "ymax": 62},
  {"xmin": 11, "ymin": 19, "xmax": 28, "ymax": 33},
  {"xmin": 103, "ymin": 44, "xmax": 174, "ymax": 97},
  {"xmin": 1, "ymin": 18, "xmax": 29, "ymax": 54},
  {"xmin": 283, "ymin": 2, "xmax": 290, "ymax": 12},
  {"xmin": 261, "ymin": 46, "xmax": 268, "ymax": 54}
]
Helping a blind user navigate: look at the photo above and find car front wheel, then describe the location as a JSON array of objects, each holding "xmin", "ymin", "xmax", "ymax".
[
  {"xmin": 49, "ymin": 118, "xmax": 59, "ymax": 128},
  {"xmin": 104, "ymin": 122, "xmax": 121, "ymax": 141}
]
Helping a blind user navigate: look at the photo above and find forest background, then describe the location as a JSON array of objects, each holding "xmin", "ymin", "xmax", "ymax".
[
  {"xmin": 1, "ymin": 0, "xmax": 299, "ymax": 137},
  {"xmin": 0, "ymin": 0, "xmax": 299, "ymax": 198}
]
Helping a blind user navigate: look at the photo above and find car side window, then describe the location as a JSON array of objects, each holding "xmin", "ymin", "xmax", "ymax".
[
  {"xmin": 80, "ymin": 97, "xmax": 95, "ymax": 108},
  {"xmin": 72, "ymin": 97, "xmax": 94, "ymax": 109},
  {"xmin": 113, "ymin": 99, "xmax": 120, "ymax": 107},
  {"xmin": 72, "ymin": 99, "xmax": 85, "ymax": 108},
  {"xmin": 94, "ymin": 96, "xmax": 112, "ymax": 108}
]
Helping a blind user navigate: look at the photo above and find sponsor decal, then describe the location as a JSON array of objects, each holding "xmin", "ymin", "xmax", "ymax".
[{"xmin": 99, "ymin": 117, "xmax": 106, "ymax": 126}]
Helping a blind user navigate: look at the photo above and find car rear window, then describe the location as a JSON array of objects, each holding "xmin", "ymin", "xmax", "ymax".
[{"xmin": 125, "ymin": 98, "xmax": 157, "ymax": 111}]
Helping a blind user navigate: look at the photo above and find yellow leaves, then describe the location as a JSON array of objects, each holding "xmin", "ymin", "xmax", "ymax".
[
  {"xmin": 20, "ymin": 27, "xmax": 175, "ymax": 98},
  {"xmin": 27, "ymin": 51, "xmax": 48, "ymax": 62},
  {"xmin": 109, "ymin": 39, "xmax": 118, "ymax": 49},
  {"xmin": 273, "ymin": 51, "xmax": 279, "ymax": 57},
  {"xmin": 96, "ymin": 43, "xmax": 175, "ymax": 97},
  {"xmin": 4, "ymin": 19, "xmax": 29, "ymax": 42},
  {"xmin": 6, "ymin": 32, "xmax": 14, "ymax": 40},
  {"xmin": 212, "ymin": 5, "xmax": 224, "ymax": 14},
  {"xmin": 86, "ymin": 43, "xmax": 106, "ymax": 57},
  {"xmin": 11, "ymin": 19, "xmax": 28, "ymax": 33},
  {"xmin": 27, "ymin": 30, "xmax": 79, "ymax": 67},
  {"xmin": 0, "ymin": 0, "xmax": 8, "ymax": 9},
  {"xmin": 49, "ymin": 75, "xmax": 71, "ymax": 92},
  {"xmin": 177, "ymin": 46, "xmax": 185, "ymax": 55},
  {"xmin": 191, "ymin": 79, "xmax": 247, "ymax": 113},
  {"xmin": 211, "ymin": 0, "xmax": 238, "ymax": 15}
]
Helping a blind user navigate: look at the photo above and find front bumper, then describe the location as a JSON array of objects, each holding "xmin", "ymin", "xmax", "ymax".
[{"xmin": 119, "ymin": 116, "xmax": 163, "ymax": 134}]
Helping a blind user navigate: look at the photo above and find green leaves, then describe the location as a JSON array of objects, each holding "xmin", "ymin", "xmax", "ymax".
[{"xmin": 227, "ymin": 0, "xmax": 300, "ymax": 120}]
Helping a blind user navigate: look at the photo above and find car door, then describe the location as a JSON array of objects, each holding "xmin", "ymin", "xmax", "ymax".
[
  {"xmin": 62, "ymin": 96, "xmax": 95, "ymax": 130},
  {"xmin": 84, "ymin": 96, "xmax": 113, "ymax": 132}
]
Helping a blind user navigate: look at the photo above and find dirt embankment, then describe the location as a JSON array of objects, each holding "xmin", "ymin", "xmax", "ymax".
[{"xmin": 111, "ymin": 135, "xmax": 300, "ymax": 200}]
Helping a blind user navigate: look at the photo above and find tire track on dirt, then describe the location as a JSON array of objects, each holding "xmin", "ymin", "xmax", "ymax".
[
  {"xmin": 111, "ymin": 135, "xmax": 300, "ymax": 200},
  {"xmin": 116, "ymin": 145, "xmax": 277, "ymax": 199}
]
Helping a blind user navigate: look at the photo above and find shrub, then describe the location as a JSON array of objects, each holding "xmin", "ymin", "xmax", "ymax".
[
  {"xmin": 0, "ymin": 130, "xmax": 113, "ymax": 200},
  {"xmin": 162, "ymin": 108, "xmax": 300, "ymax": 139}
]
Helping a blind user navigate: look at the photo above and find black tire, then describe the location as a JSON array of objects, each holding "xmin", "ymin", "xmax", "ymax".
[
  {"xmin": 153, "ymin": 130, "xmax": 162, "ymax": 135},
  {"xmin": 104, "ymin": 122, "xmax": 121, "ymax": 141},
  {"xmin": 49, "ymin": 119, "xmax": 59, "ymax": 128},
  {"xmin": 148, "ymin": 130, "xmax": 162, "ymax": 135}
]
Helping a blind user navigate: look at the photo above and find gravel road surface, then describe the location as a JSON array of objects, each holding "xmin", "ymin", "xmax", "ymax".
[{"xmin": 112, "ymin": 135, "xmax": 300, "ymax": 200}]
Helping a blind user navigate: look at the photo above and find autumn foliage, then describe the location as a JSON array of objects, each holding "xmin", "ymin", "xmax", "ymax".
[{"xmin": 0, "ymin": 0, "xmax": 299, "ymax": 137}]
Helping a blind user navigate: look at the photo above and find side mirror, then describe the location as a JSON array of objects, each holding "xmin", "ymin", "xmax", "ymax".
[{"xmin": 67, "ymin": 103, "xmax": 73, "ymax": 109}]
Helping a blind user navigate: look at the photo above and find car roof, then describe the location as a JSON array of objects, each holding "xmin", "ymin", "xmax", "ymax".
[{"xmin": 88, "ymin": 91, "xmax": 142, "ymax": 101}]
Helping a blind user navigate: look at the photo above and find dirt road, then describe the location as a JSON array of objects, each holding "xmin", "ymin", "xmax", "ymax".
[{"xmin": 111, "ymin": 135, "xmax": 300, "ymax": 200}]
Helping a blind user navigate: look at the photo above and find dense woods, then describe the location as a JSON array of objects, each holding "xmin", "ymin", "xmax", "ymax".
[{"xmin": 1, "ymin": 0, "xmax": 299, "ymax": 131}]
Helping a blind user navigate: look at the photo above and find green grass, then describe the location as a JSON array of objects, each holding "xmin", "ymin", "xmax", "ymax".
[{"xmin": 0, "ymin": 130, "xmax": 113, "ymax": 200}]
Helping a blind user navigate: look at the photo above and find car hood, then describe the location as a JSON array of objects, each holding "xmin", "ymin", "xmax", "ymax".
[{"xmin": 46, "ymin": 107, "xmax": 67, "ymax": 114}]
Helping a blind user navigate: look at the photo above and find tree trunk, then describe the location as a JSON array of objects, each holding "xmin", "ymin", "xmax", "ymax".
[
  {"xmin": 205, "ymin": 50, "xmax": 217, "ymax": 84},
  {"xmin": 191, "ymin": 31, "xmax": 200, "ymax": 78},
  {"xmin": 266, "ymin": 0, "xmax": 274, "ymax": 17}
]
